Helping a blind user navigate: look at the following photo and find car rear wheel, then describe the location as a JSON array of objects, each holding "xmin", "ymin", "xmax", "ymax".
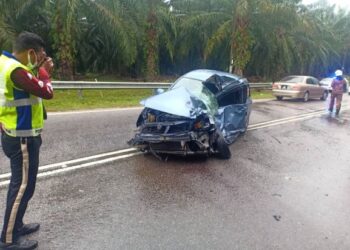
[
  {"xmin": 214, "ymin": 132, "xmax": 231, "ymax": 159},
  {"xmin": 320, "ymin": 91, "xmax": 328, "ymax": 100},
  {"xmin": 303, "ymin": 91, "xmax": 309, "ymax": 102},
  {"xmin": 276, "ymin": 96, "xmax": 283, "ymax": 101}
]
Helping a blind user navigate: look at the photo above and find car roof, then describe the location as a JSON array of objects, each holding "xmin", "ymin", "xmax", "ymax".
[
  {"xmin": 182, "ymin": 69, "xmax": 242, "ymax": 81},
  {"xmin": 283, "ymin": 75, "xmax": 313, "ymax": 78},
  {"xmin": 279, "ymin": 75, "xmax": 321, "ymax": 82}
]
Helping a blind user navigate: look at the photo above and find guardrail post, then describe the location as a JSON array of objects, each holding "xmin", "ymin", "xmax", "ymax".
[{"xmin": 78, "ymin": 89, "xmax": 83, "ymax": 99}]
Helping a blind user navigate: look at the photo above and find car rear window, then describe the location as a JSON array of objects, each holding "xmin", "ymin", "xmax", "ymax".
[{"xmin": 280, "ymin": 76, "xmax": 304, "ymax": 83}]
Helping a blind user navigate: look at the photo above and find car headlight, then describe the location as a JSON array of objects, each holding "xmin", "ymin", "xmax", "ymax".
[
  {"xmin": 193, "ymin": 115, "xmax": 210, "ymax": 130},
  {"xmin": 147, "ymin": 113, "xmax": 156, "ymax": 123}
]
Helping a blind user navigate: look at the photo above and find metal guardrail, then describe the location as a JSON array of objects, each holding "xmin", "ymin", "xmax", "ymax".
[
  {"xmin": 250, "ymin": 82, "xmax": 272, "ymax": 89},
  {"xmin": 51, "ymin": 81, "xmax": 272, "ymax": 90},
  {"xmin": 51, "ymin": 81, "xmax": 172, "ymax": 89}
]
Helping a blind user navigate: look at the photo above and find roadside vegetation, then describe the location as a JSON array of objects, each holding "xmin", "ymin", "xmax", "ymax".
[
  {"xmin": 44, "ymin": 89, "xmax": 153, "ymax": 111},
  {"xmin": 1, "ymin": 0, "xmax": 350, "ymax": 82},
  {"xmin": 0, "ymin": 1, "xmax": 348, "ymax": 111}
]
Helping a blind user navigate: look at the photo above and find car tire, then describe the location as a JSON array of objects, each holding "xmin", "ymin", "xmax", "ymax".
[
  {"xmin": 215, "ymin": 132, "xmax": 231, "ymax": 159},
  {"xmin": 276, "ymin": 96, "xmax": 283, "ymax": 101},
  {"xmin": 320, "ymin": 91, "xmax": 328, "ymax": 100},
  {"xmin": 303, "ymin": 91, "xmax": 309, "ymax": 102}
]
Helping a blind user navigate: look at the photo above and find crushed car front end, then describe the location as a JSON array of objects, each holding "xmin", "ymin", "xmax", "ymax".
[{"xmin": 130, "ymin": 108, "xmax": 216, "ymax": 155}]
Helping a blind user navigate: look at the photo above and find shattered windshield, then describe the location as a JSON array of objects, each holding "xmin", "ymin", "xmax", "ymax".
[{"xmin": 171, "ymin": 77, "xmax": 219, "ymax": 116}]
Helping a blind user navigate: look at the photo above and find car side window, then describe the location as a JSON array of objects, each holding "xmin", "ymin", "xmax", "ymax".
[
  {"xmin": 306, "ymin": 78, "xmax": 314, "ymax": 85},
  {"xmin": 217, "ymin": 85, "xmax": 248, "ymax": 107},
  {"xmin": 312, "ymin": 78, "xmax": 320, "ymax": 85}
]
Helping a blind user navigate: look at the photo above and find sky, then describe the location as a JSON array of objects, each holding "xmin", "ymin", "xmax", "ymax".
[{"xmin": 302, "ymin": 0, "xmax": 350, "ymax": 10}]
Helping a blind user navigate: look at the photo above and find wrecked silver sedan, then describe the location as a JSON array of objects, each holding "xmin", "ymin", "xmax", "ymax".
[{"xmin": 128, "ymin": 69, "xmax": 252, "ymax": 159}]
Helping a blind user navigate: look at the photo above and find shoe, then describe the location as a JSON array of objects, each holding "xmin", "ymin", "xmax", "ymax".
[
  {"xmin": 0, "ymin": 239, "xmax": 38, "ymax": 250},
  {"xmin": 16, "ymin": 224, "xmax": 40, "ymax": 237}
]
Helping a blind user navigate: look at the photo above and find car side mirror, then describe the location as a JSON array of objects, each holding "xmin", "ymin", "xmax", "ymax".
[{"xmin": 154, "ymin": 88, "xmax": 165, "ymax": 95}]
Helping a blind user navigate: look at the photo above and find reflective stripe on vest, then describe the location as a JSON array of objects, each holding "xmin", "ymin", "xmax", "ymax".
[
  {"xmin": 0, "ymin": 97, "xmax": 41, "ymax": 107},
  {"xmin": 0, "ymin": 59, "xmax": 42, "ymax": 108},
  {"xmin": 3, "ymin": 127, "xmax": 42, "ymax": 137}
]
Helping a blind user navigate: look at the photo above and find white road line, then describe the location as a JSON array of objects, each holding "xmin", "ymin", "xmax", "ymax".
[
  {"xmin": 248, "ymin": 110, "xmax": 325, "ymax": 129},
  {"xmin": 249, "ymin": 106, "xmax": 349, "ymax": 131},
  {"xmin": 248, "ymin": 114, "xmax": 320, "ymax": 131},
  {"xmin": 38, "ymin": 148, "xmax": 138, "ymax": 171},
  {"xmin": 0, "ymin": 148, "xmax": 138, "ymax": 181},
  {"xmin": 0, "ymin": 152, "xmax": 142, "ymax": 188}
]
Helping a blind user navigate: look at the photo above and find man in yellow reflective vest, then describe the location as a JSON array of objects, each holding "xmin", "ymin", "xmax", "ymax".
[{"xmin": 0, "ymin": 32, "xmax": 54, "ymax": 250}]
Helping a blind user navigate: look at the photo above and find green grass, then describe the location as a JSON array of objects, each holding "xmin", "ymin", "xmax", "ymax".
[
  {"xmin": 44, "ymin": 89, "xmax": 153, "ymax": 112},
  {"xmin": 250, "ymin": 89, "xmax": 274, "ymax": 99},
  {"xmin": 44, "ymin": 88, "xmax": 273, "ymax": 112}
]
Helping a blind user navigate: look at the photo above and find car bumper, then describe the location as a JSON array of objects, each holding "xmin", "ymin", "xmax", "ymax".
[
  {"xmin": 134, "ymin": 132, "xmax": 192, "ymax": 143},
  {"xmin": 129, "ymin": 131, "xmax": 211, "ymax": 155},
  {"xmin": 272, "ymin": 90, "xmax": 303, "ymax": 98}
]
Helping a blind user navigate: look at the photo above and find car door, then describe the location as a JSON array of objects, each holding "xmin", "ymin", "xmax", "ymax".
[
  {"xmin": 306, "ymin": 77, "xmax": 321, "ymax": 98},
  {"xmin": 305, "ymin": 77, "xmax": 314, "ymax": 97},
  {"xmin": 313, "ymin": 77, "xmax": 324, "ymax": 96},
  {"xmin": 214, "ymin": 79, "xmax": 251, "ymax": 144}
]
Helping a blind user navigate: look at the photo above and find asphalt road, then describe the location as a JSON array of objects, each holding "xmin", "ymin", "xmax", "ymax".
[{"xmin": 0, "ymin": 96, "xmax": 350, "ymax": 249}]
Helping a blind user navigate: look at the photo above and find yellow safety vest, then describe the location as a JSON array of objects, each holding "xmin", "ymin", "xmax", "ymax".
[{"xmin": 0, "ymin": 54, "xmax": 43, "ymax": 137}]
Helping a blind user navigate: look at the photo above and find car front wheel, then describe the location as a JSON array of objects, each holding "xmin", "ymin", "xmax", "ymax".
[{"xmin": 276, "ymin": 96, "xmax": 283, "ymax": 101}]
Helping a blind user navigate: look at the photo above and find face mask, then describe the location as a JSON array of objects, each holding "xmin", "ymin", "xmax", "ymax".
[{"xmin": 27, "ymin": 50, "xmax": 38, "ymax": 70}]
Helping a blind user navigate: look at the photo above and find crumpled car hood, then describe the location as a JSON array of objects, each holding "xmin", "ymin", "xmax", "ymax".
[{"xmin": 141, "ymin": 87, "xmax": 205, "ymax": 119}]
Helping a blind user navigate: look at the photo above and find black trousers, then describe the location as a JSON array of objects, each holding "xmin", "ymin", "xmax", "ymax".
[{"xmin": 0, "ymin": 133, "xmax": 42, "ymax": 244}]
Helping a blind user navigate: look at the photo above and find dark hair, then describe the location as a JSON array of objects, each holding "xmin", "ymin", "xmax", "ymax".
[{"xmin": 13, "ymin": 31, "xmax": 45, "ymax": 53}]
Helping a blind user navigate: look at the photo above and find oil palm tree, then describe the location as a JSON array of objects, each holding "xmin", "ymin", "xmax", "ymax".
[
  {"xmin": 171, "ymin": 0, "xmax": 232, "ymax": 72},
  {"xmin": 131, "ymin": 0, "xmax": 176, "ymax": 79},
  {"xmin": 75, "ymin": 0, "xmax": 139, "ymax": 75},
  {"xmin": 205, "ymin": 0, "xmax": 302, "ymax": 77},
  {"xmin": 0, "ymin": 0, "xmax": 50, "ymax": 51}
]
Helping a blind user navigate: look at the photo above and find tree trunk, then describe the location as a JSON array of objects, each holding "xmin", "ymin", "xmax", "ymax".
[
  {"xmin": 146, "ymin": 2, "xmax": 158, "ymax": 81},
  {"xmin": 52, "ymin": 1, "xmax": 75, "ymax": 80},
  {"xmin": 230, "ymin": 0, "xmax": 251, "ymax": 77}
]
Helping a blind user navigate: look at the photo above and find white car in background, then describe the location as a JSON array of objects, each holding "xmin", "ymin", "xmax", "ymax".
[
  {"xmin": 319, "ymin": 78, "xmax": 332, "ymax": 92},
  {"xmin": 320, "ymin": 77, "xmax": 349, "ymax": 95}
]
